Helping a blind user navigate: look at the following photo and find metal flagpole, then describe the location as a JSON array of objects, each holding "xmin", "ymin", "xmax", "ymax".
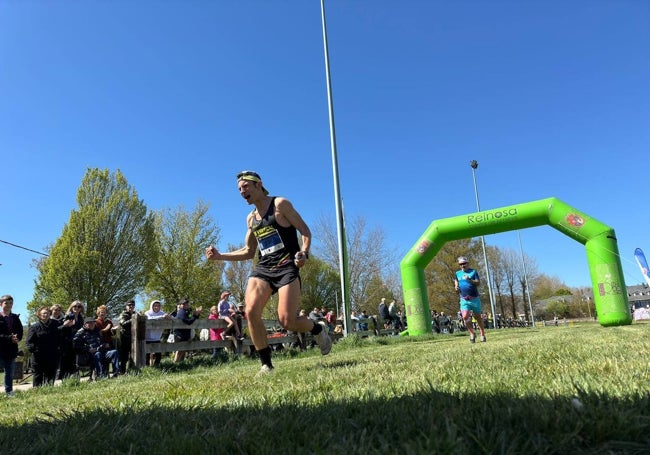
[
  {"xmin": 469, "ymin": 160, "xmax": 497, "ymax": 328},
  {"xmin": 320, "ymin": 0, "xmax": 351, "ymax": 336}
]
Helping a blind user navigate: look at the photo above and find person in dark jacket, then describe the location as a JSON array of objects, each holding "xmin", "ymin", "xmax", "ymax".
[
  {"xmin": 173, "ymin": 298, "xmax": 202, "ymax": 363},
  {"xmin": 58, "ymin": 300, "xmax": 86, "ymax": 379},
  {"xmin": 117, "ymin": 300, "xmax": 136, "ymax": 374},
  {"xmin": 26, "ymin": 306, "xmax": 72, "ymax": 387},
  {"xmin": 73, "ymin": 317, "xmax": 119, "ymax": 378},
  {"xmin": 0, "ymin": 295, "xmax": 24, "ymax": 396}
]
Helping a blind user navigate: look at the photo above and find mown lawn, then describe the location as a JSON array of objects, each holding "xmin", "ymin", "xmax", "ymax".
[{"xmin": 1, "ymin": 323, "xmax": 648, "ymax": 454}]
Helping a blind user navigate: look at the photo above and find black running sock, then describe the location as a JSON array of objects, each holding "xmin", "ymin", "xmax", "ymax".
[
  {"xmin": 310, "ymin": 322, "xmax": 323, "ymax": 335},
  {"xmin": 258, "ymin": 347, "xmax": 273, "ymax": 368}
]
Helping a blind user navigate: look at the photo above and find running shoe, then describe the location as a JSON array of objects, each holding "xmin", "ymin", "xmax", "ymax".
[
  {"xmin": 315, "ymin": 321, "xmax": 332, "ymax": 355},
  {"xmin": 257, "ymin": 364, "xmax": 274, "ymax": 375}
]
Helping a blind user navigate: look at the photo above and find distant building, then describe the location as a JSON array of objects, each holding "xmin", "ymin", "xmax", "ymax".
[{"xmin": 627, "ymin": 284, "xmax": 650, "ymax": 309}]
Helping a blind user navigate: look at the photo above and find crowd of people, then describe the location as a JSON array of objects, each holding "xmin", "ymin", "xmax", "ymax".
[
  {"xmin": 0, "ymin": 295, "xmax": 132, "ymax": 394},
  {"xmin": 1, "ymin": 291, "xmax": 264, "ymax": 392}
]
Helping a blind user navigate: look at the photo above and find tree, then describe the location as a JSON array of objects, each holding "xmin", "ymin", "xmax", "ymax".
[
  {"xmin": 500, "ymin": 248, "xmax": 521, "ymax": 318},
  {"xmin": 31, "ymin": 168, "xmax": 155, "ymax": 318},
  {"xmin": 314, "ymin": 215, "xmax": 397, "ymax": 312},
  {"xmin": 298, "ymin": 256, "xmax": 341, "ymax": 313},
  {"xmin": 515, "ymin": 252, "xmax": 538, "ymax": 322},
  {"xmin": 489, "ymin": 246, "xmax": 508, "ymax": 317},
  {"xmin": 222, "ymin": 242, "xmax": 253, "ymax": 305},
  {"xmin": 144, "ymin": 201, "xmax": 222, "ymax": 313},
  {"xmin": 545, "ymin": 298, "xmax": 570, "ymax": 318},
  {"xmin": 531, "ymin": 274, "xmax": 568, "ymax": 300}
]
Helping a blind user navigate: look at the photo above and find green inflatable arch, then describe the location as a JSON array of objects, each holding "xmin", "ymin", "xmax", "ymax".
[{"xmin": 400, "ymin": 197, "xmax": 632, "ymax": 335}]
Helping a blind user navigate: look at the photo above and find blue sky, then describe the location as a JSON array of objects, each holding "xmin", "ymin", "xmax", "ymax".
[{"xmin": 2, "ymin": 1, "xmax": 649, "ymax": 321}]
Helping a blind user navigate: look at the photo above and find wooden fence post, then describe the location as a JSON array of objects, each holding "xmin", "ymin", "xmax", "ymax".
[{"xmin": 132, "ymin": 313, "xmax": 147, "ymax": 369}]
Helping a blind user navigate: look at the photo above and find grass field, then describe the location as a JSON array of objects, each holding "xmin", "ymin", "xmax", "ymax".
[{"xmin": 1, "ymin": 323, "xmax": 648, "ymax": 454}]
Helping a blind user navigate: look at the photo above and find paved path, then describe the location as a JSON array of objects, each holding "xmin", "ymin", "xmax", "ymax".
[
  {"xmin": 11, "ymin": 375, "xmax": 91, "ymax": 393},
  {"xmin": 12, "ymin": 377, "xmax": 63, "ymax": 392}
]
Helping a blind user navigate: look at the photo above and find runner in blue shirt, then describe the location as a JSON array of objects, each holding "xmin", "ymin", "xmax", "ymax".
[{"xmin": 454, "ymin": 256, "xmax": 487, "ymax": 343}]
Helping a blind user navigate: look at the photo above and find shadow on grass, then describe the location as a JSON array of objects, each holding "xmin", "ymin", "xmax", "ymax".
[{"xmin": 1, "ymin": 380, "xmax": 648, "ymax": 455}]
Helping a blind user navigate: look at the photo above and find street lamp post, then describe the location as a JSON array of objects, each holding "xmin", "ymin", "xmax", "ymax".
[
  {"xmin": 469, "ymin": 160, "xmax": 498, "ymax": 328},
  {"xmin": 320, "ymin": 0, "xmax": 351, "ymax": 336}
]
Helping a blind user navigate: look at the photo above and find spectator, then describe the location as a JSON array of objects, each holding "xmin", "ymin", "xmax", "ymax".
[
  {"xmin": 208, "ymin": 305, "xmax": 225, "ymax": 359},
  {"xmin": 379, "ymin": 298, "xmax": 391, "ymax": 329},
  {"xmin": 49, "ymin": 303, "xmax": 68, "ymax": 378},
  {"xmin": 173, "ymin": 298, "xmax": 202, "ymax": 363},
  {"xmin": 324, "ymin": 309, "xmax": 336, "ymax": 332},
  {"xmin": 94, "ymin": 305, "xmax": 115, "ymax": 349},
  {"xmin": 388, "ymin": 300, "xmax": 400, "ymax": 330},
  {"xmin": 117, "ymin": 300, "xmax": 136, "ymax": 374},
  {"xmin": 73, "ymin": 317, "xmax": 119, "ymax": 378},
  {"xmin": 397, "ymin": 309, "xmax": 406, "ymax": 331},
  {"xmin": 58, "ymin": 300, "xmax": 85, "ymax": 379},
  {"xmin": 0, "ymin": 295, "xmax": 24, "ymax": 397},
  {"xmin": 308, "ymin": 307, "xmax": 322, "ymax": 323},
  {"xmin": 234, "ymin": 303, "xmax": 246, "ymax": 336},
  {"xmin": 358, "ymin": 310, "xmax": 369, "ymax": 331},
  {"xmin": 218, "ymin": 291, "xmax": 243, "ymax": 340},
  {"xmin": 350, "ymin": 311, "xmax": 360, "ymax": 331},
  {"xmin": 50, "ymin": 304, "xmax": 64, "ymax": 323},
  {"xmin": 144, "ymin": 300, "xmax": 169, "ymax": 366},
  {"xmin": 431, "ymin": 310, "xmax": 440, "ymax": 333},
  {"xmin": 26, "ymin": 306, "xmax": 70, "ymax": 387},
  {"xmin": 438, "ymin": 312, "xmax": 452, "ymax": 333}
]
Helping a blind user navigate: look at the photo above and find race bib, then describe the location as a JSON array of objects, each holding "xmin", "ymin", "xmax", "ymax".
[{"xmin": 255, "ymin": 226, "xmax": 285, "ymax": 256}]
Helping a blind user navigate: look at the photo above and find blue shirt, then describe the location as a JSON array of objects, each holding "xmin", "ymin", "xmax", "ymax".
[{"xmin": 456, "ymin": 268, "xmax": 479, "ymax": 299}]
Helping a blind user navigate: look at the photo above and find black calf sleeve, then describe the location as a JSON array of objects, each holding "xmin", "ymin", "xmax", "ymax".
[
  {"xmin": 310, "ymin": 322, "xmax": 323, "ymax": 335},
  {"xmin": 258, "ymin": 347, "xmax": 273, "ymax": 368}
]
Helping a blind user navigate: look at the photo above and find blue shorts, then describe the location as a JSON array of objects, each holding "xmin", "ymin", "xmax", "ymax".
[{"xmin": 460, "ymin": 297, "xmax": 482, "ymax": 314}]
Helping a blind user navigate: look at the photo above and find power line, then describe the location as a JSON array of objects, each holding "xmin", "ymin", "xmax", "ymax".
[{"xmin": 0, "ymin": 239, "xmax": 49, "ymax": 257}]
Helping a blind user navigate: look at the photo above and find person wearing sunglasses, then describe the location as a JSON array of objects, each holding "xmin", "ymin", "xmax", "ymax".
[
  {"xmin": 453, "ymin": 256, "xmax": 487, "ymax": 343},
  {"xmin": 58, "ymin": 300, "xmax": 86, "ymax": 379},
  {"xmin": 205, "ymin": 170, "xmax": 332, "ymax": 374}
]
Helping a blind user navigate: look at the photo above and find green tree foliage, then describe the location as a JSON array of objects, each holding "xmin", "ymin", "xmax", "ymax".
[
  {"xmin": 299, "ymin": 256, "xmax": 341, "ymax": 313},
  {"xmin": 31, "ymin": 168, "xmax": 155, "ymax": 318},
  {"xmin": 554, "ymin": 288, "xmax": 573, "ymax": 296},
  {"xmin": 544, "ymin": 298, "xmax": 570, "ymax": 318},
  {"xmin": 144, "ymin": 201, "xmax": 221, "ymax": 313},
  {"xmin": 531, "ymin": 274, "xmax": 567, "ymax": 300}
]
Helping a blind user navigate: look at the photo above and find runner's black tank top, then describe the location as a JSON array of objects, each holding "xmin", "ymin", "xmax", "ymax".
[{"xmin": 251, "ymin": 197, "xmax": 301, "ymax": 270}]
